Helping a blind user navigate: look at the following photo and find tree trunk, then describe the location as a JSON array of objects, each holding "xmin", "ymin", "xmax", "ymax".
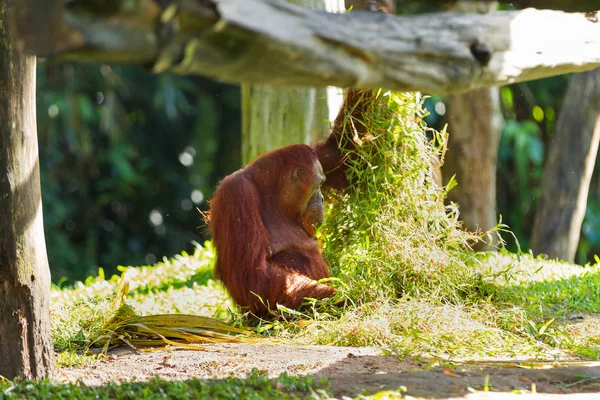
[
  {"xmin": 530, "ymin": 68, "xmax": 600, "ymax": 262},
  {"xmin": 444, "ymin": 87, "xmax": 504, "ymax": 251},
  {"xmin": 242, "ymin": 0, "xmax": 344, "ymax": 162},
  {"xmin": 443, "ymin": 2, "xmax": 503, "ymax": 250},
  {"xmin": 242, "ymin": 85, "xmax": 334, "ymax": 162},
  {"xmin": 0, "ymin": 1, "xmax": 54, "ymax": 379}
]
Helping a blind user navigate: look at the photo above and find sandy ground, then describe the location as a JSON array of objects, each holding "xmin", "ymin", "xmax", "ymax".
[{"xmin": 58, "ymin": 343, "xmax": 600, "ymax": 399}]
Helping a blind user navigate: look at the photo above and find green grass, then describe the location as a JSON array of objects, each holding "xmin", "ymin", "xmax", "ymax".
[
  {"xmin": 0, "ymin": 370, "xmax": 330, "ymax": 400},
  {"xmin": 49, "ymin": 246, "xmax": 600, "ymax": 365}
]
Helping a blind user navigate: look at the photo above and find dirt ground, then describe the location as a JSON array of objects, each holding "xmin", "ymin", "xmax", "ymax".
[{"xmin": 58, "ymin": 343, "xmax": 600, "ymax": 399}]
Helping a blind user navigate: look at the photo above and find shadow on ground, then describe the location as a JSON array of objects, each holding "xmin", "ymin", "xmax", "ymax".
[
  {"xmin": 59, "ymin": 343, "xmax": 600, "ymax": 398},
  {"xmin": 318, "ymin": 356, "xmax": 600, "ymax": 398}
]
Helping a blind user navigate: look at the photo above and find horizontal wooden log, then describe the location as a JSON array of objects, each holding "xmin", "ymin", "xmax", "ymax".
[
  {"xmin": 427, "ymin": 0, "xmax": 600, "ymax": 12},
  {"xmin": 12, "ymin": 0, "xmax": 600, "ymax": 94}
]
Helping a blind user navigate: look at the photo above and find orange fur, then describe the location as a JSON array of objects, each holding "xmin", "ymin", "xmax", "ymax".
[{"xmin": 208, "ymin": 144, "xmax": 334, "ymax": 317}]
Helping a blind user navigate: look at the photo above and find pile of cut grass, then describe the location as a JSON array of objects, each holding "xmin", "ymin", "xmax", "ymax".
[
  {"xmin": 320, "ymin": 91, "xmax": 481, "ymax": 305},
  {"xmin": 272, "ymin": 91, "xmax": 600, "ymax": 361}
]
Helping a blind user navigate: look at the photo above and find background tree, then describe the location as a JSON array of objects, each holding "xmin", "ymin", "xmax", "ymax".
[
  {"xmin": 242, "ymin": 0, "xmax": 344, "ymax": 162},
  {"xmin": 530, "ymin": 68, "xmax": 600, "ymax": 262},
  {"xmin": 37, "ymin": 63, "xmax": 241, "ymax": 281},
  {"xmin": 0, "ymin": 0, "xmax": 54, "ymax": 379},
  {"xmin": 442, "ymin": 1, "xmax": 504, "ymax": 250},
  {"xmin": 243, "ymin": 85, "xmax": 335, "ymax": 162}
]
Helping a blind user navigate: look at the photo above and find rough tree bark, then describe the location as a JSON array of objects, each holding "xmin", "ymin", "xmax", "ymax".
[
  {"xmin": 530, "ymin": 68, "xmax": 600, "ymax": 262},
  {"xmin": 443, "ymin": 1, "xmax": 504, "ymax": 250},
  {"xmin": 0, "ymin": 1, "xmax": 54, "ymax": 379},
  {"xmin": 11, "ymin": 0, "xmax": 600, "ymax": 94}
]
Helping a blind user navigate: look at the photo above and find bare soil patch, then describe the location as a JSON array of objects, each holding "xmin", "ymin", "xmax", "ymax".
[{"xmin": 58, "ymin": 344, "xmax": 600, "ymax": 399}]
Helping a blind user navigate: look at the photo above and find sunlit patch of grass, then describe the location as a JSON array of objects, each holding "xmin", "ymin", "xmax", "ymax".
[
  {"xmin": 50, "ymin": 242, "xmax": 232, "ymax": 365},
  {"xmin": 489, "ymin": 255, "xmax": 600, "ymax": 357},
  {"xmin": 568, "ymin": 315, "xmax": 600, "ymax": 358},
  {"xmin": 55, "ymin": 350, "xmax": 97, "ymax": 367},
  {"xmin": 503, "ymin": 267, "xmax": 600, "ymax": 318},
  {"xmin": 51, "ymin": 295, "xmax": 114, "ymax": 355},
  {"xmin": 275, "ymin": 254, "xmax": 600, "ymax": 362}
]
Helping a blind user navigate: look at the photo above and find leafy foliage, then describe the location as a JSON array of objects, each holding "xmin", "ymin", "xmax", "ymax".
[{"xmin": 36, "ymin": 62, "xmax": 241, "ymax": 282}]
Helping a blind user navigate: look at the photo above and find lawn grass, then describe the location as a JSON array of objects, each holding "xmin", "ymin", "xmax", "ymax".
[
  {"xmin": 46, "ymin": 245, "xmax": 600, "ymax": 371},
  {"xmin": 50, "ymin": 242, "xmax": 236, "ymax": 365}
]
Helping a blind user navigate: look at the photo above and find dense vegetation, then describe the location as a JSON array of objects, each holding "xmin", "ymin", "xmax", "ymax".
[{"xmin": 37, "ymin": 61, "xmax": 241, "ymax": 282}]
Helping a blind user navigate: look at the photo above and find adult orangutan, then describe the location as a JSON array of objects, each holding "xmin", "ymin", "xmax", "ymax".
[
  {"xmin": 208, "ymin": 144, "xmax": 334, "ymax": 317},
  {"xmin": 208, "ymin": 0, "xmax": 393, "ymax": 318},
  {"xmin": 208, "ymin": 88, "xmax": 380, "ymax": 318}
]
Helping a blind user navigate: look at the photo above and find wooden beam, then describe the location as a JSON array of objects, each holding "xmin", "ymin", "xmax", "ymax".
[
  {"xmin": 423, "ymin": 0, "xmax": 600, "ymax": 12},
  {"xmin": 12, "ymin": 0, "xmax": 600, "ymax": 94}
]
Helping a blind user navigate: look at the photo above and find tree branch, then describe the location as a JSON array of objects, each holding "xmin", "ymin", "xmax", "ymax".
[{"xmin": 12, "ymin": 0, "xmax": 600, "ymax": 94}]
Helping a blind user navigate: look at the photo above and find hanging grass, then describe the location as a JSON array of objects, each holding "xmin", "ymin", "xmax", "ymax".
[
  {"xmin": 319, "ymin": 91, "xmax": 483, "ymax": 305},
  {"xmin": 275, "ymin": 91, "xmax": 600, "ymax": 361}
]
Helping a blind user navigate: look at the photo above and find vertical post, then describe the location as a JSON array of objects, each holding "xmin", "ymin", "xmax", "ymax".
[
  {"xmin": 0, "ymin": 0, "xmax": 54, "ymax": 379},
  {"xmin": 531, "ymin": 69, "xmax": 600, "ymax": 262},
  {"xmin": 443, "ymin": 2, "xmax": 503, "ymax": 250}
]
